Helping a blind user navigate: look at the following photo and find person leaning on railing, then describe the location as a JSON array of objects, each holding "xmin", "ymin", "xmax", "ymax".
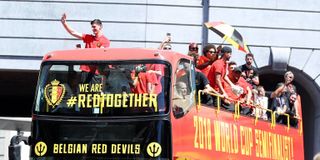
[
  {"xmin": 224, "ymin": 66, "xmax": 253, "ymax": 114},
  {"xmin": 270, "ymin": 71, "xmax": 300, "ymax": 120},
  {"xmin": 252, "ymin": 85, "xmax": 268, "ymax": 120}
]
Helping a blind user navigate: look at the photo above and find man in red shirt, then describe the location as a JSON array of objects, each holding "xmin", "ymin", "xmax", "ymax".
[
  {"xmin": 207, "ymin": 46, "xmax": 233, "ymax": 99},
  {"xmin": 197, "ymin": 44, "xmax": 217, "ymax": 76},
  {"xmin": 226, "ymin": 66, "xmax": 252, "ymax": 102},
  {"xmin": 61, "ymin": 13, "xmax": 111, "ymax": 79},
  {"xmin": 61, "ymin": 13, "xmax": 110, "ymax": 49},
  {"xmin": 133, "ymin": 72, "xmax": 158, "ymax": 94},
  {"xmin": 225, "ymin": 66, "xmax": 253, "ymax": 114}
]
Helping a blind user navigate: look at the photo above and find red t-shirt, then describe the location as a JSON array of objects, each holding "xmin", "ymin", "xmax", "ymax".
[
  {"xmin": 146, "ymin": 64, "xmax": 164, "ymax": 94},
  {"xmin": 207, "ymin": 59, "xmax": 227, "ymax": 92},
  {"xmin": 224, "ymin": 83, "xmax": 240, "ymax": 101},
  {"xmin": 238, "ymin": 77, "xmax": 252, "ymax": 91},
  {"xmin": 197, "ymin": 55, "xmax": 211, "ymax": 76},
  {"xmin": 224, "ymin": 77, "xmax": 251, "ymax": 101},
  {"xmin": 80, "ymin": 34, "xmax": 110, "ymax": 72},
  {"xmin": 135, "ymin": 72, "xmax": 157, "ymax": 94},
  {"xmin": 82, "ymin": 34, "xmax": 110, "ymax": 48}
]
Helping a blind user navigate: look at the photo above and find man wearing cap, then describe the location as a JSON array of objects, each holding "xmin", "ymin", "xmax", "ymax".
[
  {"xmin": 224, "ymin": 63, "xmax": 253, "ymax": 113},
  {"xmin": 228, "ymin": 66, "xmax": 252, "ymax": 103},
  {"xmin": 207, "ymin": 46, "xmax": 233, "ymax": 99}
]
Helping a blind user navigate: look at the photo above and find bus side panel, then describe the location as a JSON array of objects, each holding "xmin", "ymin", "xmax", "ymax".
[{"xmin": 171, "ymin": 105, "xmax": 304, "ymax": 160}]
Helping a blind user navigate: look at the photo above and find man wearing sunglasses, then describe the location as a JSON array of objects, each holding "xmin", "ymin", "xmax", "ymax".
[
  {"xmin": 187, "ymin": 42, "xmax": 199, "ymax": 58},
  {"xmin": 196, "ymin": 44, "xmax": 218, "ymax": 76}
]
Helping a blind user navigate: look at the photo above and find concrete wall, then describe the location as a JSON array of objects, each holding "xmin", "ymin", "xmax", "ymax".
[
  {"xmin": 0, "ymin": 0, "xmax": 203, "ymax": 64},
  {"xmin": 1, "ymin": 0, "xmax": 320, "ymax": 64}
]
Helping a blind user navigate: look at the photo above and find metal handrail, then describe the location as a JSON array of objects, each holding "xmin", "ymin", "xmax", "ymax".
[
  {"xmin": 253, "ymin": 105, "xmax": 273, "ymax": 126},
  {"xmin": 198, "ymin": 90, "xmax": 223, "ymax": 115},
  {"xmin": 196, "ymin": 90, "xmax": 301, "ymax": 133},
  {"xmin": 272, "ymin": 111, "xmax": 290, "ymax": 131}
]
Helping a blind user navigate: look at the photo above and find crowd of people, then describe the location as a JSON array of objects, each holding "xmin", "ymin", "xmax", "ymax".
[
  {"xmin": 156, "ymin": 31, "xmax": 301, "ymax": 127},
  {"xmin": 185, "ymin": 43, "xmax": 300, "ymax": 127},
  {"xmin": 60, "ymin": 13, "xmax": 300, "ymax": 127}
]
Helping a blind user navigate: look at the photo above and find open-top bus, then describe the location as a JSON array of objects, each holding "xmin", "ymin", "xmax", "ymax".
[{"xmin": 10, "ymin": 48, "xmax": 303, "ymax": 159}]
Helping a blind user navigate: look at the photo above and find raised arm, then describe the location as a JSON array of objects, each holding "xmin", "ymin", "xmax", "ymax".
[
  {"xmin": 61, "ymin": 13, "xmax": 83, "ymax": 39},
  {"xmin": 158, "ymin": 35, "xmax": 171, "ymax": 50}
]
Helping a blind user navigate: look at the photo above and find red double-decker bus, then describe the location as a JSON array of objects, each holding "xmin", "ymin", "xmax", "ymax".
[{"xmin": 10, "ymin": 48, "xmax": 303, "ymax": 159}]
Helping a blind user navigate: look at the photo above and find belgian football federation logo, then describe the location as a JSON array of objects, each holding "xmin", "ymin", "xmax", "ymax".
[{"xmin": 44, "ymin": 79, "xmax": 65, "ymax": 108}]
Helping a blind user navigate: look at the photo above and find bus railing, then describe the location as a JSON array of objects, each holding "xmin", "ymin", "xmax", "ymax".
[
  {"xmin": 272, "ymin": 111, "xmax": 290, "ymax": 131},
  {"xmin": 197, "ymin": 90, "xmax": 222, "ymax": 116},
  {"xmin": 252, "ymin": 105, "xmax": 273, "ymax": 126},
  {"xmin": 197, "ymin": 90, "xmax": 302, "ymax": 133}
]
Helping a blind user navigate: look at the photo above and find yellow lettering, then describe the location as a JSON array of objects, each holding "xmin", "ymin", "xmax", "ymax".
[
  {"xmin": 89, "ymin": 84, "xmax": 102, "ymax": 92},
  {"xmin": 135, "ymin": 144, "xmax": 140, "ymax": 154},
  {"xmin": 100, "ymin": 94, "xmax": 106, "ymax": 105},
  {"xmin": 106, "ymin": 94, "xmax": 114, "ymax": 107},
  {"xmin": 92, "ymin": 143, "xmax": 97, "ymax": 153},
  {"xmin": 111, "ymin": 144, "xmax": 117, "ymax": 154},
  {"xmin": 122, "ymin": 94, "xmax": 128, "ymax": 108},
  {"xmin": 110, "ymin": 144, "xmax": 140, "ymax": 154},
  {"xmin": 207, "ymin": 118, "xmax": 212, "ymax": 150},
  {"xmin": 78, "ymin": 94, "xmax": 86, "ymax": 107},
  {"xmin": 149, "ymin": 94, "xmax": 158, "ymax": 111},
  {"xmin": 128, "ymin": 94, "xmax": 134, "ymax": 106},
  {"xmin": 143, "ymin": 93, "xmax": 148, "ymax": 107},
  {"xmin": 233, "ymin": 124, "xmax": 238, "ymax": 153},
  {"xmin": 79, "ymin": 84, "xmax": 89, "ymax": 92},
  {"xmin": 194, "ymin": 116, "xmax": 199, "ymax": 148},
  {"xmin": 214, "ymin": 120, "xmax": 221, "ymax": 151},
  {"xmin": 71, "ymin": 93, "xmax": 158, "ymax": 113},
  {"xmin": 52, "ymin": 144, "xmax": 87, "ymax": 154},
  {"xmin": 92, "ymin": 94, "xmax": 100, "ymax": 108},
  {"xmin": 86, "ymin": 94, "xmax": 92, "ymax": 108},
  {"xmin": 254, "ymin": 129, "xmax": 295, "ymax": 159},
  {"xmin": 193, "ymin": 116, "xmax": 212, "ymax": 151},
  {"xmin": 221, "ymin": 122, "xmax": 225, "ymax": 152},
  {"xmin": 199, "ymin": 116, "xmax": 204, "ymax": 149},
  {"xmin": 134, "ymin": 94, "xmax": 142, "ymax": 107},
  {"xmin": 92, "ymin": 144, "xmax": 107, "ymax": 154},
  {"xmin": 53, "ymin": 144, "xmax": 58, "ymax": 153},
  {"xmin": 114, "ymin": 94, "xmax": 121, "ymax": 107},
  {"xmin": 240, "ymin": 126, "xmax": 252, "ymax": 156}
]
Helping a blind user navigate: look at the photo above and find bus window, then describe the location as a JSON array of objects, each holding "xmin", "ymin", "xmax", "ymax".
[
  {"xmin": 172, "ymin": 60, "xmax": 196, "ymax": 118},
  {"xmin": 34, "ymin": 62, "xmax": 170, "ymax": 117}
]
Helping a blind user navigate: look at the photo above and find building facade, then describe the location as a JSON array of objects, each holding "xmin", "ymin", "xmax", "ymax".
[{"xmin": 0, "ymin": 0, "xmax": 320, "ymax": 159}]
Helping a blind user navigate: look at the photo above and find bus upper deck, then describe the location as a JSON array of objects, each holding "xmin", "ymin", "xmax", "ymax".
[{"xmin": 18, "ymin": 48, "xmax": 304, "ymax": 159}]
